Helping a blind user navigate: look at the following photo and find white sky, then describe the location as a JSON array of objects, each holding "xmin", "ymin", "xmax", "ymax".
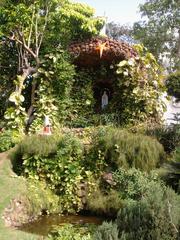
[{"xmin": 73, "ymin": 0, "xmax": 146, "ymax": 25}]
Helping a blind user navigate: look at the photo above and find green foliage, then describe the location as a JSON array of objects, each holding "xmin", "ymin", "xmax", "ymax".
[
  {"xmin": 87, "ymin": 168, "xmax": 160, "ymax": 217},
  {"xmin": 87, "ymin": 188, "xmax": 123, "ymax": 217},
  {"xmin": 48, "ymin": 224, "xmax": 93, "ymax": 240},
  {"xmin": 166, "ymin": 71, "xmax": 180, "ymax": 100},
  {"xmin": 0, "ymin": 40, "xmax": 17, "ymax": 119},
  {"xmin": 11, "ymin": 134, "xmax": 88, "ymax": 213},
  {"xmin": 10, "ymin": 134, "xmax": 61, "ymax": 175},
  {"xmin": 161, "ymin": 147, "xmax": 180, "ymax": 193},
  {"xmin": 116, "ymin": 182, "xmax": 180, "ymax": 240},
  {"xmin": 4, "ymin": 106, "xmax": 27, "ymax": 134},
  {"xmin": 26, "ymin": 179, "xmax": 61, "ymax": 217},
  {"xmin": 113, "ymin": 168, "xmax": 159, "ymax": 200},
  {"xmin": 53, "ymin": 1, "xmax": 105, "ymax": 47},
  {"xmin": 0, "ymin": 0, "xmax": 104, "ymax": 133},
  {"xmin": 111, "ymin": 45, "xmax": 165, "ymax": 125},
  {"xmin": 133, "ymin": 0, "xmax": 180, "ymax": 70},
  {"xmin": 146, "ymin": 124, "xmax": 180, "ymax": 153},
  {"xmin": 14, "ymin": 134, "xmax": 61, "ymax": 157},
  {"xmin": 28, "ymin": 80, "xmax": 59, "ymax": 133},
  {"xmin": 88, "ymin": 127, "xmax": 165, "ymax": 172},
  {"xmin": 68, "ymin": 69, "xmax": 95, "ymax": 127},
  {"xmin": 0, "ymin": 130, "xmax": 14, "ymax": 152},
  {"xmin": 93, "ymin": 221, "xmax": 119, "ymax": 240},
  {"xmin": 0, "ymin": 130, "xmax": 23, "ymax": 152}
]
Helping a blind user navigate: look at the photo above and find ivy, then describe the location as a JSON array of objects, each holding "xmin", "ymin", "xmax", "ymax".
[{"xmin": 110, "ymin": 44, "xmax": 165, "ymax": 125}]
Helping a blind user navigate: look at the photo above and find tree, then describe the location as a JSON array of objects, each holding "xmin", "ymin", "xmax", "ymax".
[
  {"xmin": 0, "ymin": 0, "xmax": 104, "ymax": 132},
  {"xmin": 133, "ymin": 0, "xmax": 180, "ymax": 71},
  {"xmin": 106, "ymin": 22, "xmax": 135, "ymax": 45},
  {"xmin": 166, "ymin": 71, "xmax": 180, "ymax": 101}
]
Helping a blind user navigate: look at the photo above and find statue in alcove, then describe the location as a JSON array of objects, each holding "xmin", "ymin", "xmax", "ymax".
[{"xmin": 101, "ymin": 90, "xmax": 109, "ymax": 109}]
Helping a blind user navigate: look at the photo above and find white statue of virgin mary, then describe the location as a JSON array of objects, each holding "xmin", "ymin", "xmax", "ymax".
[{"xmin": 101, "ymin": 90, "xmax": 108, "ymax": 109}]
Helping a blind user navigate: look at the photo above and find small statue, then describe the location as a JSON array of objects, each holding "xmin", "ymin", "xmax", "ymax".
[
  {"xmin": 43, "ymin": 115, "xmax": 52, "ymax": 135},
  {"xmin": 101, "ymin": 90, "xmax": 108, "ymax": 109}
]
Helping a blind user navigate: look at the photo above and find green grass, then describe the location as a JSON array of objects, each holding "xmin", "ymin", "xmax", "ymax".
[{"xmin": 0, "ymin": 152, "xmax": 42, "ymax": 240}]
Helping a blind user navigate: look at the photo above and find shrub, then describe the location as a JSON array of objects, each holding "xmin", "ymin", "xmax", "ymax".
[
  {"xmin": 146, "ymin": 124, "xmax": 180, "ymax": 153},
  {"xmin": 48, "ymin": 224, "xmax": 93, "ymax": 240},
  {"xmin": 166, "ymin": 71, "xmax": 180, "ymax": 100},
  {"xmin": 87, "ymin": 168, "xmax": 161, "ymax": 217},
  {"xmin": 15, "ymin": 134, "xmax": 61, "ymax": 156},
  {"xmin": 113, "ymin": 168, "xmax": 159, "ymax": 200},
  {"xmin": 0, "ymin": 130, "xmax": 15, "ymax": 152},
  {"xmin": 26, "ymin": 179, "xmax": 61, "ymax": 216},
  {"xmin": 87, "ymin": 188, "xmax": 123, "ymax": 216},
  {"xmin": 10, "ymin": 134, "xmax": 61, "ymax": 175},
  {"xmin": 88, "ymin": 128, "xmax": 165, "ymax": 172},
  {"xmin": 161, "ymin": 147, "xmax": 180, "ymax": 193},
  {"xmin": 116, "ymin": 182, "xmax": 180, "ymax": 240},
  {"xmin": 11, "ymin": 134, "xmax": 86, "ymax": 213},
  {"xmin": 93, "ymin": 221, "xmax": 119, "ymax": 240}
]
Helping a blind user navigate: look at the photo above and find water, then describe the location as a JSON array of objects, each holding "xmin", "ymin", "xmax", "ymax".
[{"xmin": 18, "ymin": 214, "xmax": 104, "ymax": 236}]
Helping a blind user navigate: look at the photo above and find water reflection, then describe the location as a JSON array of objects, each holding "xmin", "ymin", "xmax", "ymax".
[{"xmin": 18, "ymin": 214, "xmax": 104, "ymax": 236}]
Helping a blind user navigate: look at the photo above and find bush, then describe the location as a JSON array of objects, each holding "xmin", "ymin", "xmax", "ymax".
[
  {"xmin": 10, "ymin": 134, "xmax": 61, "ymax": 175},
  {"xmin": 0, "ymin": 130, "xmax": 15, "ymax": 152},
  {"xmin": 87, "ymin": 188, "xmax": 123, "ymax": 216},
  {"xmin": 166, "ymin": 71, "xmax": 180, "ymax": 100},
  {"xmin": 113, "ymin": 168, "xmax": 159, "ymax": 200},
  {"xmin": 146, "ymin": 124, "xmax": 180, "ymax": 153},
  {"xmin": 11, "ymin": 134, "xmax": 86, "ymax": 213},
  {"xmin": 116, "ymin": 182, "xmax": 180, "ymax": 240},
  {"xmin": 161, "ymin": 147, "xmax": 180, "ymax": 193},
  {"xmin": 93, "ymin": 221, "xmax": 119, "ymax": 240},
  {"xmin": 48, "ymin": 224, "xmax": 93, "ymax": 240},
  {"xmin": 26, "ymin": 179, "xmax": 61, "ymax": 217},
  {"xmin": 15, "ymin": 134, "xmax": 61, "ymax": 156},
  {"xmin": 88, "ymin": 128, "xmax": 165, "ymax": 172},
  {"xmin": 87, "ymin": 168, "xmax": 160, "ymax": 217}
]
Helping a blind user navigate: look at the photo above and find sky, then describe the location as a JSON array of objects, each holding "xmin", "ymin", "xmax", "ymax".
[{"xmin": 73, "ymin": 0, "xmax": 146, "ymax": 25}]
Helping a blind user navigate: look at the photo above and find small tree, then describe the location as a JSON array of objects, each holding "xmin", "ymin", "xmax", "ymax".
[{"xmin": 0, "ymin": 0, "xmax": 105, "ymax": 133}]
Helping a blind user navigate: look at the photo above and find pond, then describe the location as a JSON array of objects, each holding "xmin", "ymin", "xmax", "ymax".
[{"xmin": 18, "ymin": 214, "xmax": 104, "ymax": 236}]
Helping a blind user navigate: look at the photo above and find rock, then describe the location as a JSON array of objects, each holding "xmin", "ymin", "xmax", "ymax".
[{"xmin": 102, "ymin": 172, "xmax": 116, "ymax": 186}]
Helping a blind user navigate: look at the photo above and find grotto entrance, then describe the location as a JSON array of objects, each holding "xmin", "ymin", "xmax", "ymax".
[
  {"xmin": 93, "ymin": 79, "xmax": 114, "ymax": 113},
  {"xmin": 68, "ymin": 36, "xmax": 138, "ymax": 114}
]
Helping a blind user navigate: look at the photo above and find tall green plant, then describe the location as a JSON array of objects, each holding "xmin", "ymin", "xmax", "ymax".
[
  {"xmin": 11, "ymin": 134, "xmax": 87, "ymax": 213},
  {"xmin": 93, "ymin": 221, "xmax": 119, "ymax": 240},
  {"xmin": 110, "ymin": 45, "xmax": 165, "ymax": 125},
  {"xmin": 1, "ymin": 0, "xmax": 104, "ymax": 133},
  {"xmin": 116, "ymin": 183, "xmax": 180, "ymax": 240},
  {"xmin": 88, "ymin": 128, "xmax": 165, "ymax": 172},
  {"xmin": 69, "ymin": 69, "xmax": 95, "ymax": 127}
]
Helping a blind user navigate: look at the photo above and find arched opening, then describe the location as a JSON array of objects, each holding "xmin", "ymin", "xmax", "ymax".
[{"xmin": 93, "ymin": 79, "xmax": 114, "ymax": 113}]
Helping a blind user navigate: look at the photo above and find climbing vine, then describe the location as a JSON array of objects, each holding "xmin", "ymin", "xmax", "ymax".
[{"xmin": 109, "ymin": 44, "xmax": 165, "ymax": 125}]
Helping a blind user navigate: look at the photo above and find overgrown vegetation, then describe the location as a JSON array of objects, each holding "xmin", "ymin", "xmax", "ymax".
[
  {"xmin": 166, "ymin": 71, "xmax": 180, "ymax": 101},
  {"xmin": 0, "ymin": 0, "xmax": 180, "ymax": 239},
  {"xmin": 109, "ymin": 45, "xmax": 165, "ymax": 125},
  {"xmin": 116, "ymin": 183, "xmax": 180, "ymax": 240},
  {"xmin": 0, "ymin": 128, "xmax": 25, "ymax": 153},
  {"xmin": 48, "ymin": 224, "xmax": 94, "ymax": 240},
  {"xmin": 146, "ymin": 122, "xmax": 180, "ymax": 153},
  {"xmin": 11, "ymin": 134, "xmax": 92, "ymax": 213},
  {"xmin": 88, "ymin": 127, "xmax": 165, "ymax": 172}
]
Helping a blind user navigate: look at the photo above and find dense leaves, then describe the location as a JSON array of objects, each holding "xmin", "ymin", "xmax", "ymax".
[
  {"xmin": 111, "ymin": 45, "xmax": 165, "ymax": 124},
  {"xmin": 117, "ymin": 183, "xmax": 180, "ymax": 240},
  {"xmin": 133, "ymin": 0, "xmax": 180, "ymax": 70},
  {"xmin": 166, "ymin": 71, "xmax": 180, "ymax": 100},
  {"xmin": 11, "ymin": 134, "xmax": 88, "ymax": 213},
  {"xmin": 0, "ymin": 0, "xmax": 104, "ymax": 133},
  {"xmin": 88, "ymin": 127, "xmax": 165, "ymax": 172}
]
